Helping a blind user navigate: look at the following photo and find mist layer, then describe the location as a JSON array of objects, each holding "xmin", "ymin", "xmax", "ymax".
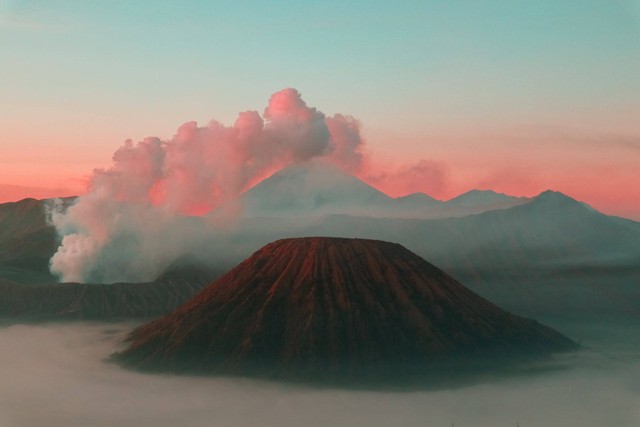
[{"xmin": 0, "ymin": 323, "xmax": 638, "ymax": 427}]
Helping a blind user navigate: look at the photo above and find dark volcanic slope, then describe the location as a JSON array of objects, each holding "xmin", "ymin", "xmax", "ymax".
[
  {"xmin": 0, "ymin": 266, "xmax": 219, "ymax": 322},
  {"xmin": 0, "ymin": 198, "xmax": 70, "ymax": 284},
  {"xmin": 115, "ymin": 237, "xmax": 576, "ymax": 381}
]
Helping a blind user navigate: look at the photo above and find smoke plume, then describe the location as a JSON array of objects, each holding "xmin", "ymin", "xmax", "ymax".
[{"xmin": 50, "ymin": 89, "xmax": 365, "ymax": 283}]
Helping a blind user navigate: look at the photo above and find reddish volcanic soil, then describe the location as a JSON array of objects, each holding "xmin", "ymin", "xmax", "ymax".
[{"xmin": 114, "ymin": 237, "xmax": 576, "ymax": 383}]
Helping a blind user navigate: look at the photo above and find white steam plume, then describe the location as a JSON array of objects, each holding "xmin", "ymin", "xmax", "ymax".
[{"xmin": 50, "ymin": 88, "xmax": 365, "ymax": 283}]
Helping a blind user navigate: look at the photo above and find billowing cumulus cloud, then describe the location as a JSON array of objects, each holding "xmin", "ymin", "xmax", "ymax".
[{"xmin": 50, "ymin": 89, "xmax": 367, "ymax": 283}]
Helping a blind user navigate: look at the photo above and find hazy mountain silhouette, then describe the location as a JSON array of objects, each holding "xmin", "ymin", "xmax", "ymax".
[
  {"xmin": 241, "ymin": 161, "xmax": 396, "ymax": 218},
  {"xmin": 445, "ymin": 189, "xmax": 527, "ymax": 207},
  {"xmin": 114, "ymin": 237, "xmax": 576, "ymax": 384},
  {"xmin": 394, "ymin": 192, "xmax": 442, "ymax": 209},
  {"xmin": 240, "ymin": 162, "xmax": 527, "ymax": 219}
]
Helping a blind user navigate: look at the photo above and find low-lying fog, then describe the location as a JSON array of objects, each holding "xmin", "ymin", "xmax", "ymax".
[{"xmin": 1, "ymin": 322, "xmax": 638, "ymax": 427}]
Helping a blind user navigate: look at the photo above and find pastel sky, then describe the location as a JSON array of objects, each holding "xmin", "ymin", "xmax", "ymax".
[{"xmin": 1, "ymin": 0, "xmax": 639, "ymax": 219}]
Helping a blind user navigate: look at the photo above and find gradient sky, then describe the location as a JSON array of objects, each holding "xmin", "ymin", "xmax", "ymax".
[{"xmin": 1, "ymin": 0, "xmax": 639, "ymax": 219}]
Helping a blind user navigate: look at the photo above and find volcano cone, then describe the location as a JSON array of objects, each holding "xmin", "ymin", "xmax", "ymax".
[{"xmin": 114, "ymin": 237, "xmax": 576, "ymax": 383}]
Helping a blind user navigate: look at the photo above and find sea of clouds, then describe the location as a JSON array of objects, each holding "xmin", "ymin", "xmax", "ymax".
[{"xmin": 0, "ymin": 322, "xmax": 638, "ymax": 427}]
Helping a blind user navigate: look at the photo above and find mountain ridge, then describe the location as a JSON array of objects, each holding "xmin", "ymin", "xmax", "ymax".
[
  {"xmin": 0, "ymin": 265, "xmax": 220, "ymax": 322},
  {"xmin": 239, "ymin": 162, "xmax": 534, "ymax": 219},
  {"xmin": 445, "ymin": 189, "xmax": 527, "ymax": 204}
]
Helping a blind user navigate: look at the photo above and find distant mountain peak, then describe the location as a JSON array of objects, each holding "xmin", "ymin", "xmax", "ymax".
[
  {"xmin": 394, "ymin": 192, "xmax": 442, "ymax": 209},
  {"xmin": 260, "ymin": 160, "xmax": 346, "ymax": 180},
  {"xmin": 533, "ymin": 190, "xmax": 582, "ymax": 206},
  {"xmin": 240, "ymin": 161, "xmax": 395, "ymax": 218},
  {"xmin": 446, "ymin": 189, "xmax": 525, "ymax": 207},
  {"xmin": 396, "ymin": 192, "xmax": 440, "ymax": 202},
  {"xmin": 466, "ymin": 189, "xmax": 500, "ymax": 195},
  {"xmin": 459, "ymin": 189, "xmax": 514, "ymax": 198},
  {"xmin": 537, "ymin": 189, "xmax": 568, "ymax": 197}
]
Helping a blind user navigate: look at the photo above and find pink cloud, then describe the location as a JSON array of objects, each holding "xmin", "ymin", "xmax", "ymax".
[{"xmin": 49, "ymin": 88, "xmax": 369, "ymax": 281}]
